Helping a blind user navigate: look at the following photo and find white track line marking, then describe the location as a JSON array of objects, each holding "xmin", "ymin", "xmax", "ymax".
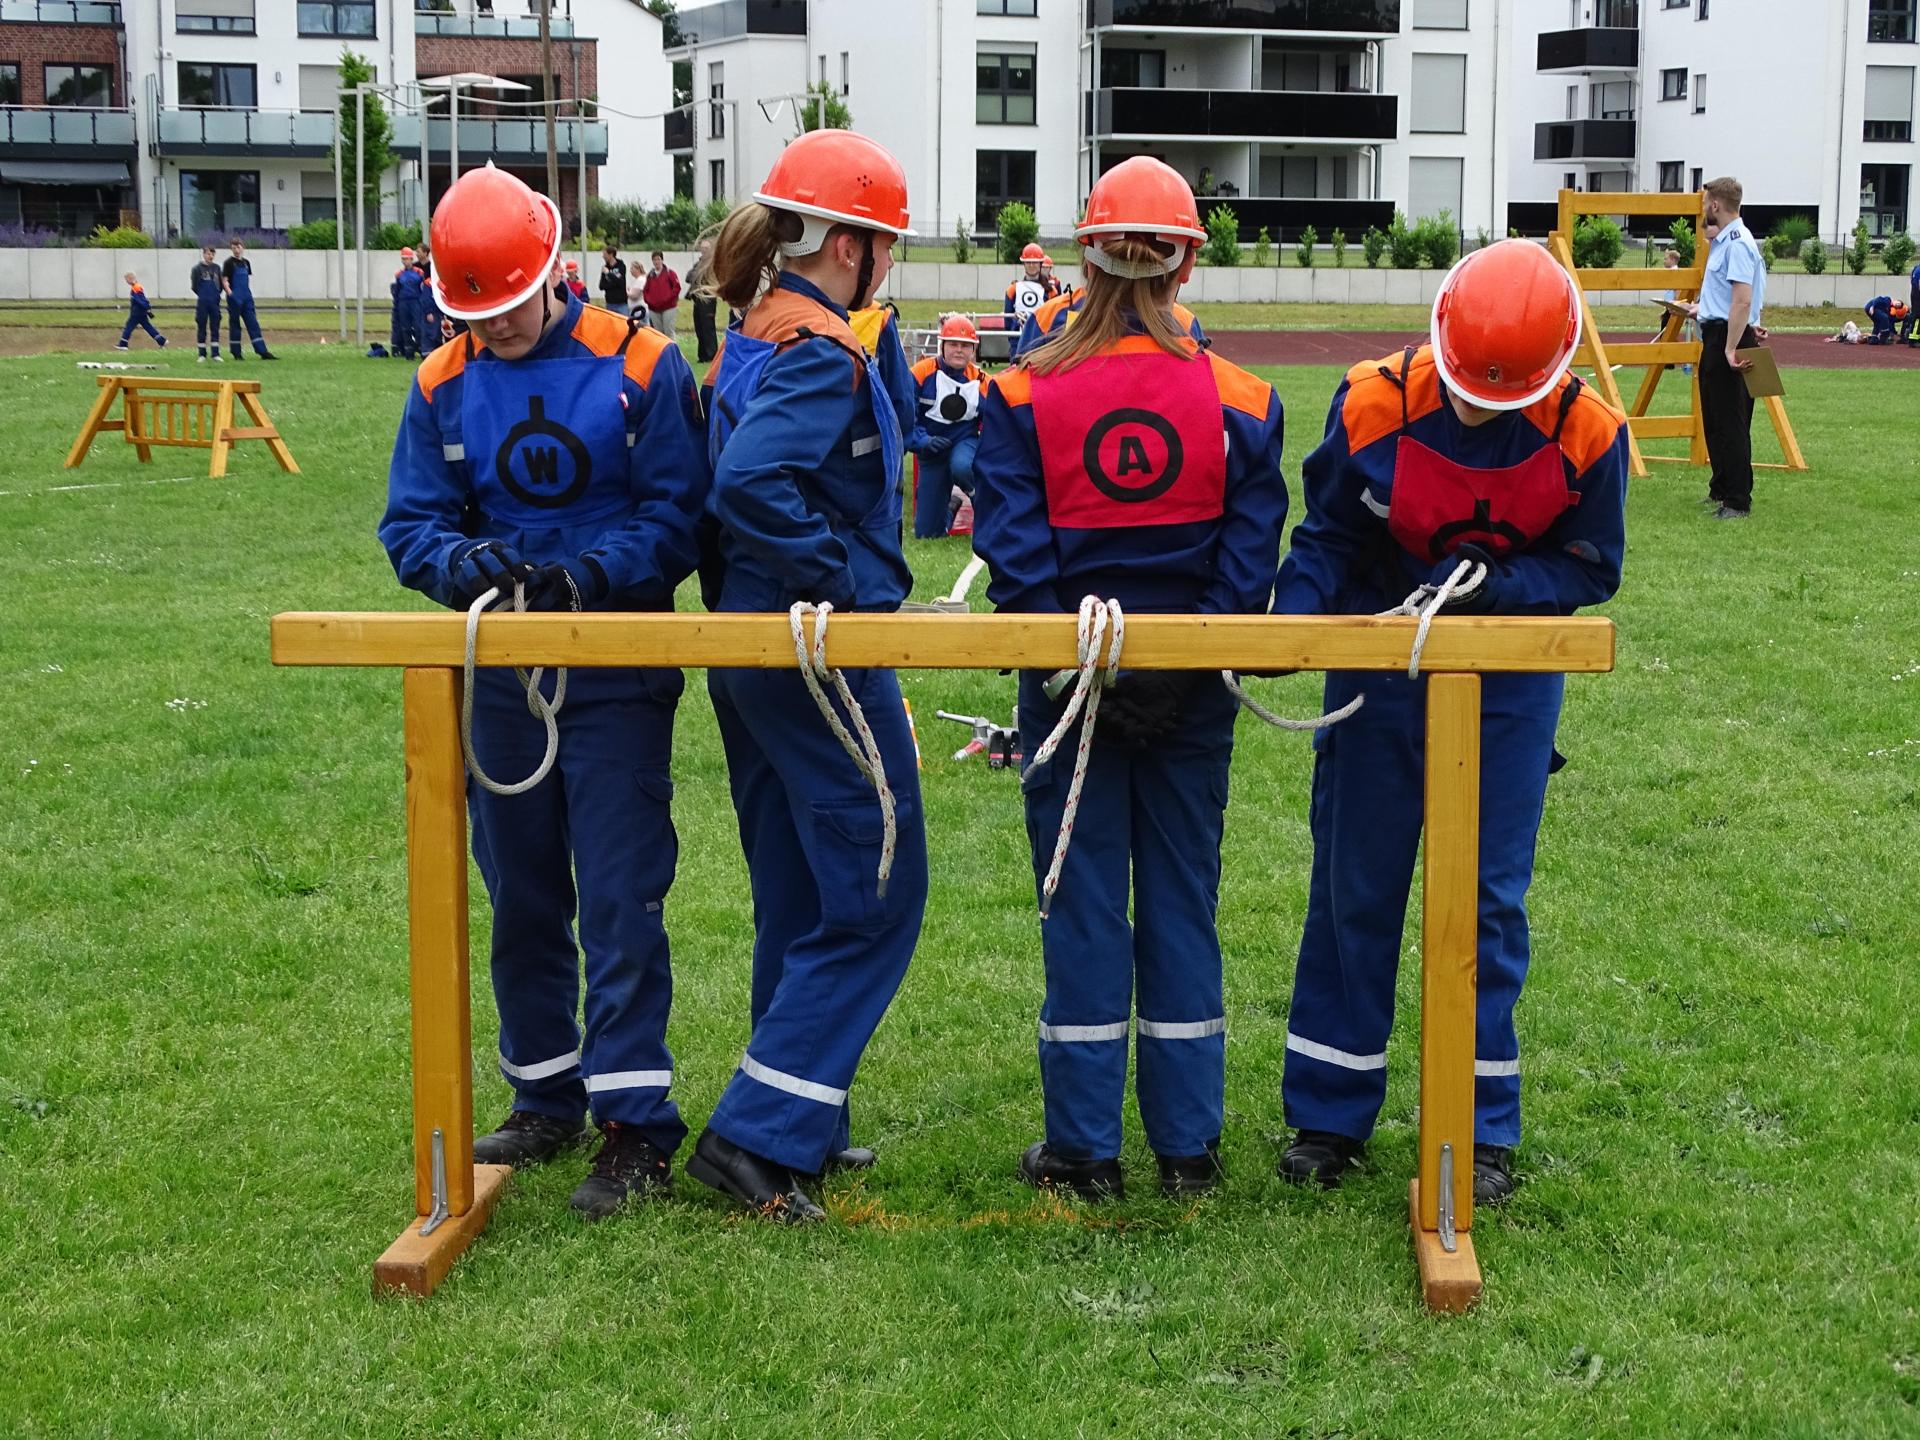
[{"xmin": 0, "ymin": 475, "xmax": 207, "ymax": 498}]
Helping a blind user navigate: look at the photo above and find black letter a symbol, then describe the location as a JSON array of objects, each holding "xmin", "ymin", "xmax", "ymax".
[{"xmin": 1116, "ymin": 435, "xmax": 1153, "ymax": 478}]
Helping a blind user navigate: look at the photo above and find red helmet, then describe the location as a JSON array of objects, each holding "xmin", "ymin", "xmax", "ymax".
[
  {"xmin": 1430, "ymin": 239, "xmax": 1581, "ymax": 410},
  {"xmin": 1075, "ymin": 157, "xmax": 1206, "ymax": 278},
  {"xmin": 1020, "ymin": 242, "xmax": 1047, "ymax": 263},
  {"xmin": 752, "ymin": 128, "xmax": 914, "ymax": 257},
  {"xmin": 428, "ymin": 164, "xmax": 562, "ymax": 321},
  {"xmin": 563, "ymin": 258, "xmax": 580, "ymax": 273},
  {"xmin": 937, "ymin": 313, "xmax": 979, "ymax": 346},
  {"xmin": 399, "ymin": 246, "xmax": 416, "ymax": 260}
]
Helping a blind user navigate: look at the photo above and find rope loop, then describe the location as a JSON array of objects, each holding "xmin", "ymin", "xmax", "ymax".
[
  {"xmin": 1023, "ymin": 595, "xmax": 1125, "ymax": 919},
  {"xmin": 1222, "ymin": 672, "xmax": 1365, "ymax": 731},
  {"xmin": 789, "ymin": 602, "xmax": 898, "ymax": 900},
  {"xmin": 1381, "ymin": 558, "xmax": 1487, "ymax": 679},
  {"xmin": 460, "ymin": 581, "xmax": 567, "ymax": 797}
]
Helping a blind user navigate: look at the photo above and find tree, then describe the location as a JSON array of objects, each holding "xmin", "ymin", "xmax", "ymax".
[
  {"xmin": 335, "ymin": 51, "xmax": 395, "ymax": 239},
  {"xmin": 798, "ymin": 80, "xmax": 851, "ymax": 133},
  {"xmin": 644, "ymin": 0, "xmax": 683, "ymax": 48}
]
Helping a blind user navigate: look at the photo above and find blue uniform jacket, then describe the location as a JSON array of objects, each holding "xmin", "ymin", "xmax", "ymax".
[
  {"xmin": 392, "ymin": 266, "xmax": 426, "ymax": 305},
  {"xmin": 379, "ymin": 292, "xmax": 709, "ymax": 611},
  {"xmin": 906, "ymin": 356, "xmax": 987, "ymax": 456},
  {"xmin": 222, "ymin": 256, "xmax": 253, "ymax": 301},
  {"xmin": 973, "ymin": 330, "xmax": 1287, "ymax": 614},
  {"xmin": 126, "ymin": 284, "xmax": 151, "ymax": 320},
  {"xmin": 1272, "ymin": 346, "xmax": 1627, "ymax": 617},
  {"xmin": 707, "ymin": 271, "xmax": 911, "ymax": 613},
  {"xmin": 189, "ymin": 262, "xmax": 223, "ymax": 304}
]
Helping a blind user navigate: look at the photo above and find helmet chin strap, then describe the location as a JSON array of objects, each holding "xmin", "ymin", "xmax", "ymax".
[
  {"xmin": 851, "ymin": 231, "xmax": 878, "ymax": 312},
  {"xmin": 1083, "ymin": 240, "xmax": 1186, "ymax": 280}
]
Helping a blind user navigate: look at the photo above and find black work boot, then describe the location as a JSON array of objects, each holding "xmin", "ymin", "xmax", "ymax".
[
  {"xmin": 570, "ymin": 1121, "xmax": 673, "ymax": 1220},
  {"xmin": 1277, "ymin": 1129, "xmax": 1365, "ymax": 1189},
  {"xmin": 1473, "ymin": 1144, "xmax": 1516, "ymax": 1206},
  {"xmin": 472, "ymin": 1109, "xmax": 588, "ymax": 1167},
  {"xmin": 1156, "ymin": 1143, "xmax": 1223, "ymax": 1198},
  {"xmin": 1019, "ymin": 1141, "xmax": 1124, "ymax": 1201},
  {"xmin": 817, "ymin": 1146, "xmax": 876, "ymax": 1176},
  {"xmin": 685, "ymin": 1129, "xmax": 827, "ymax": 1224}
]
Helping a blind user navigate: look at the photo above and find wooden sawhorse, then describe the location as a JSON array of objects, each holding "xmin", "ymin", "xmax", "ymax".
[
  {"xmin": 66, "ymin": 375, "xmax": 299, "ymax": 479},
  {"xmin": 268, "ymin": 611, "xmax": 1615, "ymax": 1308}
]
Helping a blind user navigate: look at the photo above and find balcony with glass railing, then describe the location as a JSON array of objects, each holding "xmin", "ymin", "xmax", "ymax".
[
  {"xmin": 391, "ymin": 112, "xmax": 608, "ymax": 163},
  {"xmin": 1087, "ymin": 0, "xmax": 1399, "ymax": 35},
  {"xmin": 156, "ymin": 107, "xmax": 336, "ymax": 158},
  {"xmin": 414, "ymin": 2, "xmax": 575, "ymax": 39},
  {"xmin": 0, "ymin": 0, "xmax": 122, "ymax": 22},
  {"xmin": 0, "ymin": 105, "xmax": 136, "ymax": 155},
  {"xmin": 1090, "ymin": 87, "xmax": 1396, "ymax": 142}
]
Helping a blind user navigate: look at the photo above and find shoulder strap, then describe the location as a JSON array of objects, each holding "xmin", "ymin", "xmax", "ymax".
[
  {"xmin": 617, "ymin": 314, "xmax": 642, "ymax": 357},
  {"xmin": 1374, "ymin": 344, "xmax": 1418, "ymax": 431},
  {"xmin": 1550, "ymin": 375, "xmax": 1583, "ymax": 443}
]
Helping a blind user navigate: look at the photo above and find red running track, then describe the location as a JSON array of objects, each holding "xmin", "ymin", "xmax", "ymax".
[{"xmin": 1207, "ymin": 329, "xmax": 1920, "ymax": 371}]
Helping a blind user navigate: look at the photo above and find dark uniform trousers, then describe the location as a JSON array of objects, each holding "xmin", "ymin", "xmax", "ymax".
[{"xmin": 1697, "ymin": 318, "xmax": 1756, "ymax": 513}]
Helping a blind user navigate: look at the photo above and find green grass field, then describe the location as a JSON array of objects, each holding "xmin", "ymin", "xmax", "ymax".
[{"xmin": 2, "ymin": 338, "xmax": 1917, "ymax": 1437}]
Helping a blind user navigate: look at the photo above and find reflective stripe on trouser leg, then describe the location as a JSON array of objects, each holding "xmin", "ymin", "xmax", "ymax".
[
  {"xmin": 1019, "ymin": 671, "xmax": 1133, "ymax": 1162},
  {"xmin": 1130, "ymin": 681, "xmax": 1237, "ymax": 1159},
  {"xmin": 703, "ymin": 666, "xmax": 928, "ymax": 1173}
]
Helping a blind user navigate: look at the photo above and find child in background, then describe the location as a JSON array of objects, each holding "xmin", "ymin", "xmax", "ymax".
[
  {"xmin": 117, "ymin": 272, "xmax": 167, "ymax": 350},
  {"xmin": 1864, "ymin": 295, "xmax": 1900, "ymax": 344},
  {"xmin": 189, "ymin": 246, "xmax": 225, "ymax": 362},
  {"xmin": 563, "ymin": 259, "xmax": 589, "ymax": 301}
]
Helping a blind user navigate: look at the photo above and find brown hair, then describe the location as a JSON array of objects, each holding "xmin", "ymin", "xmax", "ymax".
[
  {"xmin": 697, "ymin": 204, "xmax": 882, "ymax": 310},
  {"xmin": 1021, "ymin": 236, "xmax": 1193, "ymax": 376},
  {"xmin": 1703, "ymin": 175, "xmax": 1743, "ymax": 212}
]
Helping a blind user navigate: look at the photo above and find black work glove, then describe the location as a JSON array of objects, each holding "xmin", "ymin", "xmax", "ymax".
[
  {"xmin": 1098, "ymin": 670, "xmax": 1201, "ymax": 747},
  {"xmin": 522, "ymin": 556, "xmax": 610, "ymax": 612},
  {"xmin": 449, "ymin": 540, "xmax": 533, "ymax": 607},
  {"xmin": 1430, "ymin": 542, "xmax": 1502, "ymax": 613}
]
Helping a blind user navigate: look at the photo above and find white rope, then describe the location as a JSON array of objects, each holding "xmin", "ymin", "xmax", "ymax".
[
  {"xmin": 789, "ymin": 603, "xmax": 898, "ymax": 900},
  {"xmin": 1379, "ymin": 558, "xmax": 1487, "ymax": 679},
  {"xmin": 1023, "ymin": 596, "xmax": 1125, "ymax": 919},
  {"xmin": 1221, "ymin": 672, "xmax": 1366, "ymax": 730},
  {"xmin": 460, "ymin": 582, "xmax": 567, "ymax": 797}
]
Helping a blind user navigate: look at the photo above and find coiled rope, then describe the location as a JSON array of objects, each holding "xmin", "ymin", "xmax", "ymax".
[
  {"xmin": 789, "ymin": 602, "xmax": 897, "ymax": 900},
  {"xmin": 1023, "ymin": 595, "xmax": 1125, "ymax": 919}
]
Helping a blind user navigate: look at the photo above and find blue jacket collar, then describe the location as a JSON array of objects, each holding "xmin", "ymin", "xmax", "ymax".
[{"xmin": 776, "ymin": 269, "xmax": 848, "ymax": 319}]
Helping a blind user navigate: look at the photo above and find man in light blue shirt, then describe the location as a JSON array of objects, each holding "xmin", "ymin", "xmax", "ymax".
[{"xmin": 1695, "ymin": 176, "xmax": 1767, "ymax": 518}]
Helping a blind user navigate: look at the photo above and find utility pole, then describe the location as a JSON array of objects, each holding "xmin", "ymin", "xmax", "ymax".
[{"xmin": 539, "ymin": 0, "xmax": 559, "ymax": 201}]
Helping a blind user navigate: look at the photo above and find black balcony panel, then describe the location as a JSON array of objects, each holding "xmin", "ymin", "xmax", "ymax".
[
  {"xmin": 1533, "ymin": 118, "xmax": 1636, "ymax": 161},
  {"xmin": 1536, "ymin": 27, "xmax": 1639, "ymax": 72},
  {"xmin": 1226, "ymin": 197, "xmax": 1393, "ymax": 241},
  {"xmin": 1089, "ymin": 0, "xmax": 1398, "ymax": 33},
  {"xmin": 670, "ymin": 0, "xmax": 804, "ymax": 46},
  {"xmin": 1091, "ymin": 86, "xmax": 1396, "ymax": 141},
  {"xmin": 663, "ymin": 109, "xmax": 692, "ymax": 151}
]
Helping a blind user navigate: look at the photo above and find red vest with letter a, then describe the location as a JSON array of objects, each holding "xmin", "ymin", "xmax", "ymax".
[{"xmin": 1028, "ymin": 336, "xmax": 1227, "ymax": 530}]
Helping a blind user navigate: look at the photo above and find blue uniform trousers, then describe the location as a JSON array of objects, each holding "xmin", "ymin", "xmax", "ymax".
[
  {"xmin": 195, "ymin": 299, "xmax": 221, "ymax": 350},
  {"xmin": 912, "ymin": 432, "xmax": 978, "ymax": 539},
  {"xmin": 1282, "ymin": 668, "xmax": 1564, "ymax": 1149},
  {"xmin": 227, "ymin": 296, "xmax": 267, "ymax": 355},
  {"xmin": 1016, "ymin": 670, "xmax": 1238, "ymax": 1162},
  {"xmin": 705, "ymin": 665, "xmax": 929, "ymax": 1173},
  {"xmin": 120, "ymin": 314, "xmax": 164, "ymax": 345},
  {"xmin": 466, "ymin": 665, "xmax": 688, "ymax": 1153},
  {"xmin": 391, "ymin": 301, "xmax": 421, "ymax": 358}
]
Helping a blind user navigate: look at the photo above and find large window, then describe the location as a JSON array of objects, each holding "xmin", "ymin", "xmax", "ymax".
[
  {"xmin": 976, "ymin": 149, "xmax": 1035, "ymax": 228},
  {"xmin": 1412, "ymin": 0, "xmax": 1467, "ymax": 27},
  {"xmin": 1407, "ymin": 155, "xmax": 1463, "ymax": 223},
  {"xmin": 178, "ymin": 63, "xmax": 257, "ymax": 109},
  {"xmin": 978, "ymin": 45, "xmax": 1036, "ymax": 125},
  {"xmin": 978, "ymin": 0, "xmax": 1037, "ymax": 13},
  {"xmin": 1409, "ymin": 53, "xmax": 1466, "ymax": 133},
  {"xmin": 1658, "ymin": 160, "xmax": 1683, "ymax": 191},
  {"xmin": 1866, "ymin": 65, "xmax": 1915, "ymax": 140},
  {"xmin": 1100, "ymin": 48, "xmax": 1164, "ymax": 87},
  {"xmin": 1692, "ymin": 73, "xmax": 1705, "ymax": 112},
  {"xmin": 181, "ymin": 169, "xmax": 259, "ymax": 232},
  {"xmin": 1659, "ymin": 67, "xmax": 1687, "ymax": 101},
  {"xmin": 45, "ymin": 64, "xmax": 112, "ymax": 108},
  {"xmin": 0, "ymin": 65, "xmax": 18, "ymax": 107},
  {"xmin": 1861, "ymin": 162, "xmax": 1910, "ymax": 235},
  {"xmin": 300, "ymin": 170, "xmax": 336, "ymax": 224},
  {"xmin": 178, "ymin": 0, "xmax": 255, "ymax": 32},
  {"xmin": 1870, "ymin": 0, "xmax": 1916, "ymax": 44},
  {"xmin": 298, "ymin": 0, "xmax": 374, "ymax": 37},
  {"xmin": 708, "ymin": 62, "xmax": 724, "ymax": 139}
]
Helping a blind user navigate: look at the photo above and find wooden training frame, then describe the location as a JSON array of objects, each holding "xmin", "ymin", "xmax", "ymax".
[
  {"xmin": 1550, "ymin": 190, "xmax": 1806, "ymax": 480},
  {"xmin": 270, "ymin": 610, "xmax": 1615, "ymax": 1310},
  {"xmin": 66, "ymin": 375, "xmax": 299, "ymax": 480}
]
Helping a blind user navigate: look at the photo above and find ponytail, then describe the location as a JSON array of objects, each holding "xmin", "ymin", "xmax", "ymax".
[
  {"xmin": 1023, "ymin": 237, "xmax": 1193, "ymax": 377},
  {"xmin": 697, "ymin": 202, "xmax": 803, "ymax": 310}
]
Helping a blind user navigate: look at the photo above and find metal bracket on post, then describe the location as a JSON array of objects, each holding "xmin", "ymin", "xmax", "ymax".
[
  {"xmin": 420, "ymin": 1127, "xmax": 450, "ymax": 1237},
  {"xmin": 1438, "ymin": 1142, "xmax": 1457, "ymax": 1254}
]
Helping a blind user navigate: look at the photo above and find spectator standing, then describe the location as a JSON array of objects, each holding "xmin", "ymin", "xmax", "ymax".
[
  {"xmin": 688, "ymin": 237, "xmax": 719, "ymax": 362},
  {"xmin": 641, "ymin": 250, "xmax": 681, "ymax": 337},
  {"xmin": 222, "ymin": 238, "xmax": 276, "ymax": 360},
  {"xmin": 1695, "ymin": 177, "xmax": 1767, "ymax": 520},
  {"xmin": 189, "ymin": 246, "xmax": 225, "ymax": 363},
  {"xmin": 598, "ymin": 244, "xmax": 629, "ymax": 310}
]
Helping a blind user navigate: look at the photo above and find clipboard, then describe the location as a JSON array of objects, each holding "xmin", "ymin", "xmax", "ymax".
[
  {"xmin": 1651, "ymin": 297, "xmax": 1695, "ymax": 318},
  {"xmin": 1737, "ymin": 346, "xmax": 1784, "ymax": 397}
]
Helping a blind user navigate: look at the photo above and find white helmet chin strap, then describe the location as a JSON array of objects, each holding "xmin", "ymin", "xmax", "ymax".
[{"xmin": 1082, "ymin": 240, "xmax": 1187, "ymax": 280}]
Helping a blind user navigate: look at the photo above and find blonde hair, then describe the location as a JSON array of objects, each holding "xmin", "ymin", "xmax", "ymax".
[
  {"xmin": 697, "ymin": 202, "xmax": 876, "ymax": 310},
  {"xmin": 1022, "ymin": 237, "xmax": 1192, "ymax": 376}
]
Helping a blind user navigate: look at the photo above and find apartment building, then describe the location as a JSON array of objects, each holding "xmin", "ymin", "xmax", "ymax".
[{"xmin": 0, "ymin": 0, "xmax": 672, "ymax": 237}]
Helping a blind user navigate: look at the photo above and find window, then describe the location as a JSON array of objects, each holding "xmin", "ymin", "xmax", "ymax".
[
  {"xmin": 1566, "ymin": 83, "xmax": 1578, "ymax": 119},
  {"xmin": 1591, "ymin": 79, "xmax": 1635, "ymax": 118},
  {"xmin": 1412, "ymin": 0, "xmax": 1468, "ymax": 27},
  {"xmin": 976, "ymin": 149, "xmax": 1035, "ymax": 227},
  {"xmin": 1660, "ymin": 68, "xmax": 1687, "ymax": 101},
  {"xmin": 840, "ymin": 51, "xmax": 849, "ymax": 96},
  {"xmin": 297, "ymin": 1, "xmax": 374, "ymax": 37},
  {"xmin": 0, "ymin": 65, "xmax": 18, "ymax": 108},
  {"xmin": 1866, "ymin": 65, "xmax": 1915, "ymax": 140},
  {"xmin": 1101, "ymin": 49, "xmax": 1165, "ymax": 87},
  {"xmin": 818, "ymin": 54, "xmax": 827, "ymax": 86},
  {"xmin": 1692, "ymin": 73, "xmax": 1705, "ymax": 112},
  {"xmin": 1662, "ymin": 0, "xmax": 1687, "ymax": 8},
  {"xmin": 1407, "ymin": 156, "xmax": 1463, "ymax": 224},
  {"xmin": 1658, "ymin": 160, "xmax": 1683, "ymax": 191},
  {"xmin": 178, "ymin": 63, "xmax": 257, "ymax": 109},
  {"xmin": 709, "ymin": 158, "xmax": 725, "ymax": 205},
  {"xmin": 180, "ymin": 169, "xmax": 258, "ymax": 232},
  {"xmin": 45, "ymin": 64, "xmax": 112, "ymax": 108},
  {"xmin": 1697, "ymin": 0, "xmax": 1708, "ymax": 15},
  {"xmin": 1861, "ymin": 161, "xmax": 1910, "ymax": 234},
  {"xmin": 1869, "ymin": 0, "xmax": 1916, "ymax": 44},
  {"xmin": 978, "ymin": 45, "xmax": 1036, "ymax": 124},
  {"xmin": 1409, "ymin": 53, "xmax": 1466, "ymax": 133},
  {"xmin": 978, "ymin": 0, "xmax": 1037, "ymax": 13},
  {"xmin": 298, "ymin": 64, "xmax": 339, "ymax": 112},
  {"xmin": 1691, "ymin": 166, "xmax": 1702, "ymax": 189},
  {"xmin": 178, "ymin": 0, "xmax": 255, "ymax": 32},
  {"xmin": 300, "ymin": 170, "xmax": 336, "ymax": 224},
  {"xmin": 708, "ymin": 62, "xmax": 724, "ymax": 139}
]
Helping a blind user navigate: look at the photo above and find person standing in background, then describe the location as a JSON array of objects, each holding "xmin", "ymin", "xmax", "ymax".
[
  {"xmin": 689, "ymin": 236, "xmax": 719, "ymax": 363},
  {"xmin": 642, "ymin": 250, "xmax": 681, "ymax": 338},
  {"xmin": 222, "ymin": 238, "xmax": 276, "ymax": 360},
  {"xmin": 1695, "ymin": 176, "xmax": 1767, "ymax": 520},
  {"xmin": 189, "ymin": 246, "xmax": 224, "ymax": 363},
  {"xmin": 599, "ymin": 245, "xmax": 629, "ymax": 312}
]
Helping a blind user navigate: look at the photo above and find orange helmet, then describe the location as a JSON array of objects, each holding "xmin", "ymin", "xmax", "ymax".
[
  {"xmin": 429, "ymin": 164, "xmax": 561, "ymax": 321},
  {"xmin": 937, "ymin": 313, "xmax": 979, "ymax": 346},
  {"xmin": 1430, "ymin": 240, "xmax": 1581, "ymax": 411},
  {"xmin": 399, "ymin": 246, "xmax": 416, "ymax": 260},
  {"xmin": 1020, "ymin": 242, "xmax": 1046, "ymax": 263},
  {"xmin": 1075, "ymin": 157, "xmax": 1206, "ymax": 278},
  {"xmin": 752, "ymin": 128, "xmax": 915, "ymax": 257},
  {"xmin": 563, "ymin": 258, "xmax": 580, "ymax": 273}
]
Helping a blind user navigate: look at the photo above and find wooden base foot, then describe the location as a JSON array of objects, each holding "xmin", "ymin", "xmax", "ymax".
[
  {"xmin": 373, "ymin": 1163, "xmax": 512, "ymax": 1299},
  {"xmin": 1409, "ymin": 1178, "xmax": 1482, "ymax": 1314}
]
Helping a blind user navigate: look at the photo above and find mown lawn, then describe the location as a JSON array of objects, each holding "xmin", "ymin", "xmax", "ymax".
[{"xmin": 1, "ymin": 340, "xmax": 1916, "ymax": 1437}]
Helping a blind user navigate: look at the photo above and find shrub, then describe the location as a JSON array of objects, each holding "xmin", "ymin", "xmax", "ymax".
[
  {"xmin": 1330, "ymin": 227, "xmax": 1347, "ymax": 268},
  {"xmin": 1415, "ymin": 210, "xmax": 1458, "ymax": 269},
  {"xmin": 1361, "ymin": 225, "xmax": 1387, "ymax": 269},
  {"xmin": 1668, "ymin": 218, "xmax": 1696, "ymax": 266},
  {"xmin": 1473, "ymin": 226, "xmax": 1492, "ymax": 253},
  {"xmin": 1881, "ymin": 230, "xmax": 1915, "ymax": 275},
  {"xmin": 1768, "ymin": 213, "xmax": 1817, "ymax": 262},
  {"xmin": 1294, "ymin": 223, "xmax": 1317, "ymax": 268},
  {"xmin": 289, "ymin": 219, "xmax": 337, "ymax": 250},
  {"xmin": 1847, "ymin": 219, "xmax": 1871, "ymax": 275},
  {"xmin": 83, "ymin": 224, "xmax": 153, "ymax": 249},
  {"xmin": 0, "ymin": 222, "xmax": 63, "ymax": 247},
  {"xmin": 1572, "ymin": 215, "xmax": 1624, "ymax": 270},
  {"xmin": 1251, "ymin": 226, "xmax": 1272, "ymax": 267},
  {"xmin": 655, "ymin": 196, "xmax": 702, "ymax": 247},
  {"xmin": 1799, "ymin": 236, "xmax": 1828, "ymax": 275},
  {"xmin": 995, "ymin": 201, "xmax": 1039, "ymax": 263},
  {"xmin": 951, "ymin": 215, "xmax": 973, "ymax": 264},
  {"xmin": 1200, "ymin": 203, "xmax": 1240, "ymax": 266},
  {"xmin": 1385, "ymin": 211, "xmax": 1420, "ymax": 269},
  {"xmin": 700, "ymin": 196, "xmax": 731, "ymax": 233}
]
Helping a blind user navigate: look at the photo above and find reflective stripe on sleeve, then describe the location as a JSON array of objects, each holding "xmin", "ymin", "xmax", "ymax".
[
  {"xmin": 1285, "ymin": 1032, "xmax": 1386, "ymax": 1071},
  {"xmin": 442, "ymin": 442, "xmax": 466, "ymax": 462},
  {"xmin": 739, "ymin": 1052, "xmax": 848, "ymax": 1106},
  {"xmin": 1038, "ymin": 1020, "xmax": 1129, "ymax": 1043},
  {"xmin": 498, "ymin": 1047, "xmax": 580, "ymax": 1081},
  {"xmin": 1137, "ymin": 1016, "xmax": 1226, "ymax": 1040},
  {"xmin": 850, "ymin": 434, "xmax": 882, "ymax": 457},
  {"xmin": 585, "ymin": 1069, "xmax": 674, "ymax": 1093}
]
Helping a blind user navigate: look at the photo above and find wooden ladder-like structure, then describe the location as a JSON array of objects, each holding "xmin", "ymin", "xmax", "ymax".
[
  {"xmin": 1550, "ymin": 189, "xmax": 1806, "ymax": 480},
  {"xmin": 66, "ymin": 375, "xmax": 299, "ymax": 479}
]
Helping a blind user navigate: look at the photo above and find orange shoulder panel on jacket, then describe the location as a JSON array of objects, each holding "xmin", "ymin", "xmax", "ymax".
[
  {"xmin": 1524, "ymin": 376, "xmax": 1627, "ymax": 474},
  {"xmin": 742, "ymin": 288, "xmax": 862, "ymax": 390},
  {"xmin": 991, "ymin": 364, "xmax": 1033, "ymax": 408},
  {"xmin": 569, "ymin": 304, "xmax": 667, "ymax": 386},
  {"xmin": 1032, "ymin": 291, "xmax": 1076, "ymax": 332},
  {"xmin": 1340, "ymin": 344, "xmax": 1440, "ymax": 454},
  {"xmin": 1172, "ymin": 301, "xmax": 1197, "ymax": 328},
  {"xmin": 416, "ymin": 332, "xmax": 477, "ymax": 404},
  {"xmin": 910, "ymin": 356, "xmax": 939, "ymax": 384},
  {"xmin": 1206, "ymin": 353, "xmax": 1275, "ymax": 421}
]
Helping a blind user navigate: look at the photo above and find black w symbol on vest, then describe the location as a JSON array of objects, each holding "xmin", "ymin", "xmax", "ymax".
[{"xmin": 522, "ymin": 445, "xmax": 562, "ymax": 487}]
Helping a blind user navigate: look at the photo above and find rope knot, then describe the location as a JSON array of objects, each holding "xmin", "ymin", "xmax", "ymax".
[{"xmin": 789, "ymin": 602, "xmax": 898, "ymax": 899}]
